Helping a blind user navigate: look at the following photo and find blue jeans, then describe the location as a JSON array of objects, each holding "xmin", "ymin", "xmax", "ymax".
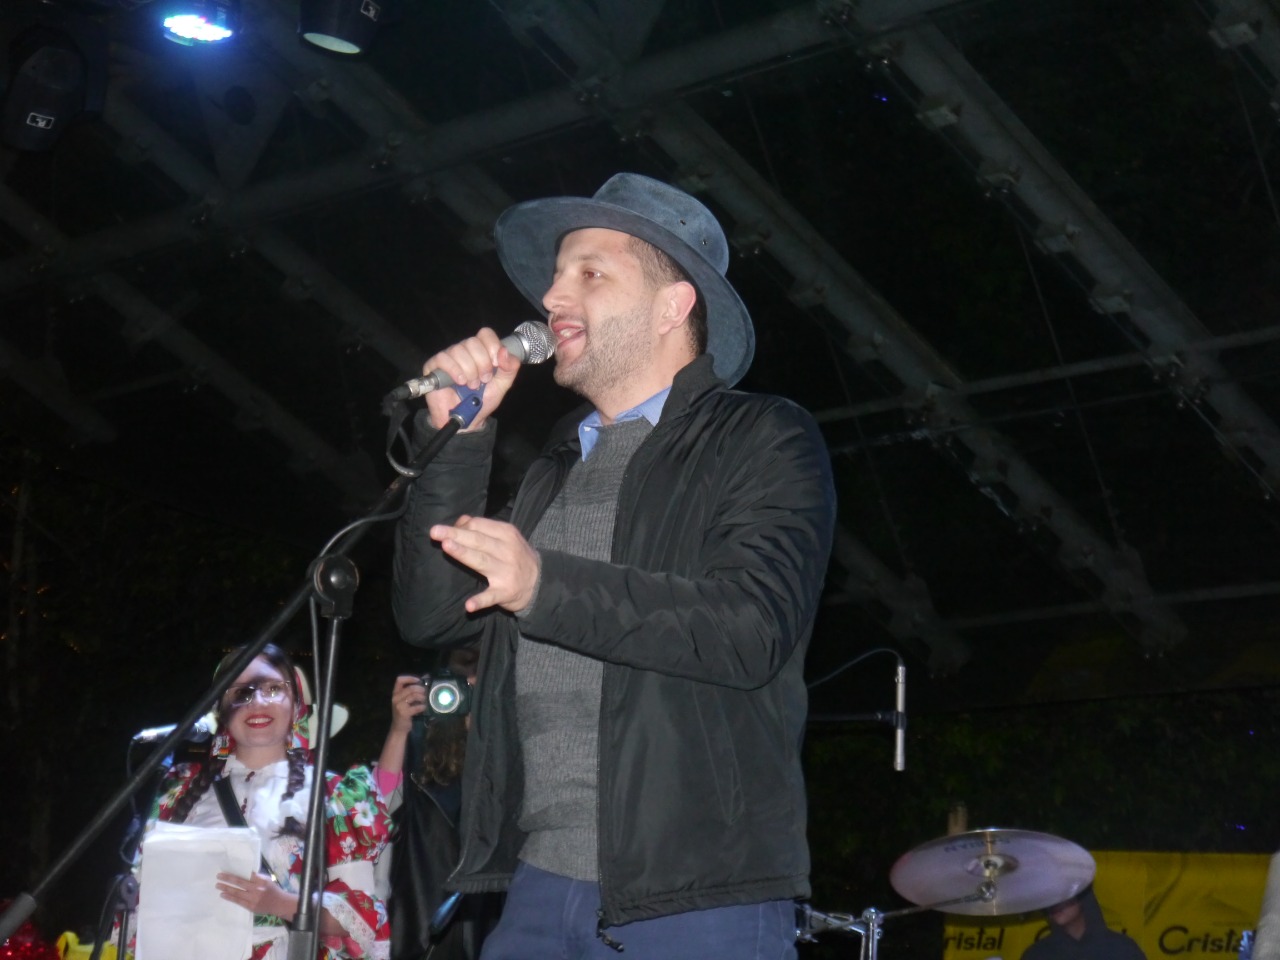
[{"xmin": 479, "ymin": 861, "xmax": 799, "ymax": 960}]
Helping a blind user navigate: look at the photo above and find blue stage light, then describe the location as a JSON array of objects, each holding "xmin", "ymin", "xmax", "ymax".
[{"xmin": 161, "ymin": 0, "xmax": 240, "ymax": 46}]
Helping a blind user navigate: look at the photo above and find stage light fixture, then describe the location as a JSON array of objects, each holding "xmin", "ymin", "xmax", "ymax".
[
  {"xmin": 0, "ymin": 7, "xmax": 107, "ymax": 152},
  {"xmin": 299, "ymin": 0, "xmax": 384, "ymax": 54},
  {"xmin": 161, "ymin": 0, "xmax": 241, "ymax": 46}
]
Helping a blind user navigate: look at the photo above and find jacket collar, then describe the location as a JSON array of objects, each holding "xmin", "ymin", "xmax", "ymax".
[
  {"xmin": 545, "ymin": 352, "xmax": 726, "ymax": 451},
  {"xmin": 662, "ymin": 353, "xmax": 724, "ymax": 419}
]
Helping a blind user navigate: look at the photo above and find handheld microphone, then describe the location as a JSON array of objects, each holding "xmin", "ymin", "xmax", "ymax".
[
  {"xmin": 131, "ymin": 714, "xmax": 217, "ymax": 744},
  {"xmin": 893, "ymin": 661, "xmax": 907, "ymax": 772},
  {"xmin": 387, "ymin": 321, "xmax": 557, "ymax": 401}
]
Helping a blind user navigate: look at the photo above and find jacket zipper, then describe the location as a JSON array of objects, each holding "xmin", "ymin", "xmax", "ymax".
[
  {"xmin": 451, "ymin": 447, "xmax": 574, "ymax": 888},
  {"xmin": 595, "ymin": 421, "xmax": 664, "ymax": 940}
]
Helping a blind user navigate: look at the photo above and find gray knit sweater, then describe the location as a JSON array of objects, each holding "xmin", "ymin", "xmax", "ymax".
[{"xmin": 515, "ymin": 417, "xmax": 652, "ymax": 881}]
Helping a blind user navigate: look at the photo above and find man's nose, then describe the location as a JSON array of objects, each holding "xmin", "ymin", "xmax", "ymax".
[{"xmin": 542, "ymin": 277, "xmax": 571, "ymax": 314}]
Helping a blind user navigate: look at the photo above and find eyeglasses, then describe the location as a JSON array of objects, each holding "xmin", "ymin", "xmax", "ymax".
[{"xmin": 226, "ymin": 680, "xmax": 291, "ymax": 707}]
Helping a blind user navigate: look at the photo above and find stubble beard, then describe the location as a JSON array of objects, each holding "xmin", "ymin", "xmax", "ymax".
[{"xmin": 553, "ymin": 302, "xmax": 652, "ymax": 401}]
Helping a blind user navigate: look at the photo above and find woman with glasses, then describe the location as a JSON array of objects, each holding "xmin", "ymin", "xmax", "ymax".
[{"xmin": 136, "ymin": 643, "xmax": 392, "ymax": 960}]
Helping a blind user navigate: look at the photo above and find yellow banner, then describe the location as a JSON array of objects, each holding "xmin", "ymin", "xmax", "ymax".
[{"xmin": 942, "ymin": 851, "xmax": 1271, "ymax": 960}]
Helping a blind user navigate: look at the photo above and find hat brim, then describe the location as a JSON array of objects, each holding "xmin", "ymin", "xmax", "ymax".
[
  {"xmin": 292, "ymin": 667, "xmax": 349, "ymax": 738},
  {"xmin": 495, "ymin": 196, "xmax": 755, "ymax": 387},
  {"xmin": 291, "ymin": 704, "xmax": 349, "ymax": 751}
]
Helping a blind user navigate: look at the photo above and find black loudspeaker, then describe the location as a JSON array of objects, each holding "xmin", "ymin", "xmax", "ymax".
[{"xmin": 0, "ymin": 6, "xmax": 106, "ymax": 152}]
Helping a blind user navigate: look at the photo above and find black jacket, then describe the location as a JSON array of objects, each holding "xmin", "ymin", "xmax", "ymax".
[
  {"xmin": 387, "ymin": 717, "xmax": 502, "ymax": 960},
  {"xmin": 392, "ymin": 354, "xmax": 837, "ymax": 927}
]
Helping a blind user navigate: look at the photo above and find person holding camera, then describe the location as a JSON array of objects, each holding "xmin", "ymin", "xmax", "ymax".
[{"xmin": 376, "ymin": 653, "xmax": 500, "ymax": 960}]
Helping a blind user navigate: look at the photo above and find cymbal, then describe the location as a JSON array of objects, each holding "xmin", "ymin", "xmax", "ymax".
[{"xmin": 889, "ymin": 828, "xmax": 1095, "ymax": 916}]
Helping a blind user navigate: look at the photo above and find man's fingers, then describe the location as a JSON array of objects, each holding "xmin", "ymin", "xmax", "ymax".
[
  {"xmin": 436, "ymin": 532, "xmax": 490, "ymax": 571},
  {"xmin": 424, "ymin": 331, "xmax": 502, "ymax": 388},
  {"xmin": 428, "ymin": 515, "xmax": 537, "ymax": 613},
  {"xmin": 431, "ymin": 519, "xmax": 503, "ymax": 560}
]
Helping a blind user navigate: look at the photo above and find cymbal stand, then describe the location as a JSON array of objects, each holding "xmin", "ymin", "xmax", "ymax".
[{"xmin": 798, "ymin": 881, "xmax": 997, "ymax": 960}]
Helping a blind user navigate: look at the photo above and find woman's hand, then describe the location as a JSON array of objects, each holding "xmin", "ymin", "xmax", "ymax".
[
  {"xmin": 378, "ymin": 674, "xmax": 429, "ymax": 779},
  {"xmin": 390, "ymin": 674, "xmax": 427, "ymax": 736},
  {"xmin": 216, "ymin": 871, "xmax": 294, "ymax": 919},
  {"xmin": 216, "ymin": 871, "xmax": 347, "ymax": 937}
]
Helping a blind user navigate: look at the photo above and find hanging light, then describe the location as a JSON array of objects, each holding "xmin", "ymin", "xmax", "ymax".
[
  {"xmin": 298, "ymin": 0, "xmax": 384, "ymax": 55},
  {"xmin": 161, "ymin": 0, "xmax": 241, "ymax": 46},
  {"xmin": 0, "ymin": 7, "xmax": 107, "ymax": 152}
]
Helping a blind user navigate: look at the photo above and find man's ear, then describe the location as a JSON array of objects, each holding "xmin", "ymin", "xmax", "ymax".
[{"xmin": 657, "ymin": 280, "xmax": 697, "ymax": 336}]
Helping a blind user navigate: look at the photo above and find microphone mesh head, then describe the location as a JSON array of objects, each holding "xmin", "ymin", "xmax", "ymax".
[{"xmin": 513, "ymin": 321, "xmax": 556, "ymax": 364}]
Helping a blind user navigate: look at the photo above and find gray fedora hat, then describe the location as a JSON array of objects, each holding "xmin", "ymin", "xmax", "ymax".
[{"xmin": 494, "ymin": 172, "xmax": 755, "ymax": 387}]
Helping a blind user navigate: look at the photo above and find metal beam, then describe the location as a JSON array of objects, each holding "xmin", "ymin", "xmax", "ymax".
[
  {"xmin": 883, "ymin": 23, "xmax": 1280, "ymax": 492},
  {"xmin": 103, "ymin": 91, "xmax": 424, "ymax": 374},
  {"xmin": 815, "ymin": 323, "xmax": 1280, "ymax": 424},
  {"xmin": 0, "ymin": 1, "xmax": 859, "ymax": 296},
  {"xmin": 0, "ymin": 336, "xmax": 116, "ymax": 444},
  {"xmin": 0, "ymin": 185, "xmax": 379, "ymax": 503},
  {"xmin": 643, "ymin": 102, "xmax": 1186, "ymax": 653},
  {"xmin": 830, "ymin": 530, "xmax": 970, "ymax": 672},
  {"xmin": 187, "ymin": 43, "xmax": 296, "ymax": 189},
  {"xmin": 1200, "ymin": 0, "xmax": 1280, "ymax": 95}
]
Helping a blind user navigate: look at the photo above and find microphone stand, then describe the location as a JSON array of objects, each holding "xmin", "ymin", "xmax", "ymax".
[
  {"xmin": 805, "ymin": 648, "xmax": 908, "ymax": 770},
  {"xmin": 84, "ymin": 743, "xmax": 175, "ymax": 960},
  {"xmin": 286, "ymin": 552, "xmax": 355, "ymax": 960},
  {"xmin": 0, "ymin": 410, "xmax": 470, "ymax": 945}
]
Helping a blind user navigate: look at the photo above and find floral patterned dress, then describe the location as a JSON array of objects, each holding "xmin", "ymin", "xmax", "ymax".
[{"xmin": 140, "ymin": 755, "xmax": 392, "ymax": 960}]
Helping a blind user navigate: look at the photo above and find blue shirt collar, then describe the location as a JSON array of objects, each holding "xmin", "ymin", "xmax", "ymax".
[{"xmin": 577, "ymin": 387, "xmax": 671, "ymax": 460}]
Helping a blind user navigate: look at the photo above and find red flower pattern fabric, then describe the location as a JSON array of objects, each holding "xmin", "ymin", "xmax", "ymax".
[{"xmin": 131, "ymin": 758, "xmax": 391, "ymax": 960}]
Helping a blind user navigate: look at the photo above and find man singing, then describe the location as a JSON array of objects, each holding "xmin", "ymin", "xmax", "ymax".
[{"xmin": 393, "ymin": 172, "xmax": 837, "ymax": 959}]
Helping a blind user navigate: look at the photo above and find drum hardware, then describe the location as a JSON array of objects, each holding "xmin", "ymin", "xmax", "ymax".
[
  {"xmin": 798, "ymin": 884, "xmax": 997, "ymax": 960},
  {"xmin": 801, "ymin": 828, "xmax": 1096, "ymax": 957}
]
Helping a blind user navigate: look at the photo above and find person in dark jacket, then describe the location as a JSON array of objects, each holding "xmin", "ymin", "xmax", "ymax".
[
  {"xmin": 1022, "ymin": 887, "xmax": 1147, "ymax": 960},
  {"xmin": 392, "ymin": 172, "xmax": 837, "ymax": 959},
  {"xmin": 377, "ymin": 650, "xmax": 501, "ymax": 960}
]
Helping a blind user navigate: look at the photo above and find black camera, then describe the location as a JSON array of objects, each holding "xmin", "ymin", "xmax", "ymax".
[{"xmin": 419, "ymin": 668, "xmax": 472, "ymax": 717}]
